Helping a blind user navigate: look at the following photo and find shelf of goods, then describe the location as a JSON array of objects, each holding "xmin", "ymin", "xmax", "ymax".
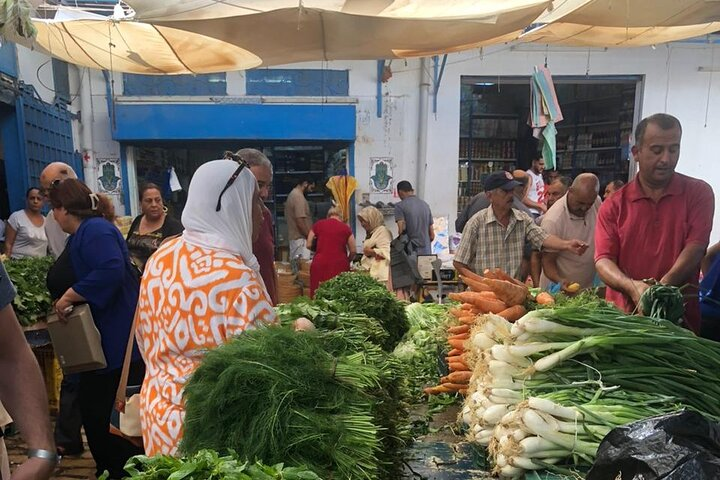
[
  {"xmin": 457, "ymin": 113, "xmax": 518, "ymax": 214},
  {"xmin": 554, "ymin": 85, "xmax": 636, "ymax": 186}
]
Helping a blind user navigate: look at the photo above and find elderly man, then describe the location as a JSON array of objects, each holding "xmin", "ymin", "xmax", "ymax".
[
  {"xmin": 454, "ymin": 171, "xmax": 588, "ymax": 279},
  {"xmin": 235, "ymin": 148, "xmax": 277, "ymax": 305},
  {"xmin": 540, "ymin": 174, "xmax": 601, "ymax": 291},
  {"xmin": 595, "ymin": 113, "xmax": 714, "ymax": 333},
  {"xmin": 39, "ymin": 162, "xmax": 78, "ymax": 259},
  {"xmin": 455, "ymin": 171, "xmax": 533, "ymax": 233},
  {"xmin": 39, "ymin": 162, "xmax": 85, "ymax": 458},
  {"xmin": 545, "ymin": 176, "xmax": 571, "ymax": 210}
]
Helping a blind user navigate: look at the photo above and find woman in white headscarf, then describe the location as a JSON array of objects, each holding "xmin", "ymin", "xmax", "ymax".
[
  {"xmin": 358, "ymin": 206, "xmax": 393, "ymax": 285},
  {"xmin": 135, "ymin": 158, "xmax": 277, "ymax": 457}
]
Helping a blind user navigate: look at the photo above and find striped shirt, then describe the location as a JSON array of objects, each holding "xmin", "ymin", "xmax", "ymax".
[{"xmin": 455, "ymin": 207, "xmax": 549, "ymax": 278}]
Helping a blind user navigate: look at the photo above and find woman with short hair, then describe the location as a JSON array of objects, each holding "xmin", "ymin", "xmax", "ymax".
[{"xmin": 48, "ymin": 179, "xmax": 144, "ymax": 480}]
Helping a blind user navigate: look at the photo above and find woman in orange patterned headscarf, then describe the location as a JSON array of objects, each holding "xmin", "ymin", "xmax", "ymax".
[{"xmin": 136, "ymin": 158, "xmax": 277, "ymax": 457}]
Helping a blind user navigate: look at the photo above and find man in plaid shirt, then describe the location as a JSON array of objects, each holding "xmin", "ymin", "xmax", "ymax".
[{"xmin": 454, "ymin": 171, "xmax": 588, "ymax": 280}]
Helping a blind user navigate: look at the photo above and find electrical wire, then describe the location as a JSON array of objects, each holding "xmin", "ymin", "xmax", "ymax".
[{"xmin": 35, "ymin": 59, "xmax": 88, "ymax": 103}]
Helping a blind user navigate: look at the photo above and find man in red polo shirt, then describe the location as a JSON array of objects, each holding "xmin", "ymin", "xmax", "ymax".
[{"xmin": 594, "ymin": 113, "xmax": 714, "ymax": 332}]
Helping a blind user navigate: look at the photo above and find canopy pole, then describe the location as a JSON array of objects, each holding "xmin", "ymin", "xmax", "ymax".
[{"xmin": 432, "ymin": 54, "xmax": 447, "ymax": 114}]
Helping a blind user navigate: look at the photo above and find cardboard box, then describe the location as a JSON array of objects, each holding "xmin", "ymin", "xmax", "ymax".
[{"xmin": 47, "ymin": 304, "xmax": 107, "ymax": 374}]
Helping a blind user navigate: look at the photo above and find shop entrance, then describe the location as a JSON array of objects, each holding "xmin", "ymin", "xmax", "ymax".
[
  {"xmin": 457, "ymin": 76, "xmax": 642, "ymax": 214},
  {"xmin": 129, "ymin": 141, "xmax": 351, "ymax": 260}
]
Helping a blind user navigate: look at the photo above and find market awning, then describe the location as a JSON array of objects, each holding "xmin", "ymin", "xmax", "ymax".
[
  {"xmin": 122, "ymin": 0, "xmax": 551, "ymax": 66},
  {"xmin": 536, "ymin": 0, "xmax": 720, "ymax": 27},
  {"xmin": 519, "ymin": 21, "xmax": 720, "ymax": 47},
  {"xmin": 16, "ymin": 8, "xmax": 262, "ymax": 74}
]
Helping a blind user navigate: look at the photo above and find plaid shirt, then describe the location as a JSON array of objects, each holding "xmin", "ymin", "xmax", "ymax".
[{"xmin": 455, "ymin": 207, "xmax": 549, "ymax": 278}]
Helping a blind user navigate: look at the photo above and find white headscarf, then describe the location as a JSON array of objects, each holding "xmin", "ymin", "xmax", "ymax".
[{"xmin": 181, "ymin": 159, "xmax": 260, "ymax": 272}]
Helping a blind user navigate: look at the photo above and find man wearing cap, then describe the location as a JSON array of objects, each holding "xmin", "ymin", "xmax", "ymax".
[
  {"xmin": 395, "ymin": 180, "xmax": 434, "ymax": 255},
  {"xmin": 454, "ymin": 171, "xmax": 588, "ymax": 280}
]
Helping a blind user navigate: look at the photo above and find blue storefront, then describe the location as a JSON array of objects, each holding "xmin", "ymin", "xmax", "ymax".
[
  {"xmin": 0, "ymin": 43, "xmax": 81, "ymax": 218},
  {"xmin": 113, "ymin": 69, "xmax": 357, "ymax": 255}
]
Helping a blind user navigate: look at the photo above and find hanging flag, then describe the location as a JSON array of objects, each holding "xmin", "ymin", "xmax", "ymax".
[
  {"xmin": 529, "ymin": 66, "xmax": 563, "ymax": 169},
  {"xmin": 326, "ymin": 175, "xmax": 358, "ymax": 223}
]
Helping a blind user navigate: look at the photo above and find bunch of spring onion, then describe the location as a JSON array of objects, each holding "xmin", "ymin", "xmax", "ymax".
[{"xmin": 460, "ymin": 304, "xmax": 720, "ymax": 478}]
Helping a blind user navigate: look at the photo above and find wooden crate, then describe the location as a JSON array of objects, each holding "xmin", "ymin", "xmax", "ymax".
[{"xmin": 32, "ymin": 344, "xmax": 62, "ymax": 415}]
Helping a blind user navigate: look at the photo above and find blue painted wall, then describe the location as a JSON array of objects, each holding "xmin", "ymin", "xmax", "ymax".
[
  {"xmin": 113, "ymin": 103, "xmax": 356, "ymax": 141},
  {"xmin": 123, "ymin": 73, "xmax": 227, "ymax": 96},
  {"xmin": 246, "ymin": 69, "xmax": 349, "ymax": 96}
]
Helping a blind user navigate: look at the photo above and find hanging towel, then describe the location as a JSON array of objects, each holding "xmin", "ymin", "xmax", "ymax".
[
  {"xmin": 169, "ymin": 166, "xmax": 182, "ymax": 192},
  {"xmin": 529, "ymin": 66, "xmax": 563, "ymax": 170}
]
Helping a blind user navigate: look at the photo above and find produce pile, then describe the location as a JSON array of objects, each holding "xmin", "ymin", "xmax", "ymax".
[
  {"xmin": 392, "ymin": 302, "xmax": 451, "ymax": 398},
  {"xmin": 457, "ymin": 295, "xmax": 720, "ymax": 478},
  {"xmin": 314, "ymin": 272, "xmax": 409, "ymax": 351},
  {"xmin": 181, "ymin": 273, "xmax": 434, "ymax": 480},
  {"xmin": 99, "ymin": 449, "xmax": 321, "ymax": 480},
  {"xmin": 2, "ymin": 256, "xmax": 54, "ymax": 326}
]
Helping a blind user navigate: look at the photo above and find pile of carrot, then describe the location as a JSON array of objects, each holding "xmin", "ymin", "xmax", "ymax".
[
  {"xmin": 447, "ymin": 268, "xmax": 529, "ymax": 323},
  {"xmin": 423, "ymin": 307, "xmax": 473, "ymax": 396}
]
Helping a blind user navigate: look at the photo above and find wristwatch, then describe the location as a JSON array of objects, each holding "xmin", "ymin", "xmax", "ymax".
[{"xmin": 27, "ymin": 448, "xmax": 60, "ymax": 464}]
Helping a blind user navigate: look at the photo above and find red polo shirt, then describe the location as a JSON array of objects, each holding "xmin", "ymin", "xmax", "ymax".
[
  {"xmin": 595, "ymin": 173, "xmax": 714, "ymax": 332},
  {"xmin": 253, "ymin": 207, "xmax": 277, "ymax": 305}
]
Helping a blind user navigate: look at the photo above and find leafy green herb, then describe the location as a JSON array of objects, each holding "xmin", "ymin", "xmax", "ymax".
[
  {"xmin": 98, "ymin": 449, "xmax": 322, "ymax": 479},
  {"xmin": 639, "ymin": 283, "xmax": 686, "ymax": 324},
  {"xmin": 314, "ymin": 272, "xmax": 409, "ymax": 351},
  {"xmin": 3, "ymin": 256, "xmax": 54, "ymax": 326}
]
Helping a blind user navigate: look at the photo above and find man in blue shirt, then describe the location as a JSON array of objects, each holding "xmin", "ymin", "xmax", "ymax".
[{"xmin": 394, "ymin": 181, "xmax": 434, "ymax": 255}]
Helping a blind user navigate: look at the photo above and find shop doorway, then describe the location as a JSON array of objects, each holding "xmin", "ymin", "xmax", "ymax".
[{"xmin": 458, "ymin": 76, "xmax": 642, "ymax": 214}]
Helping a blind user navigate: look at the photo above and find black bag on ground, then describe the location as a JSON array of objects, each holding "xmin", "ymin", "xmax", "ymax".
[
  {"xmin": 390, "ymin": 233, "xmax": 422, "ymax": 290},
  {"xmin": 587, "ymin": 410, "xmax": 720, "ymax": 480}
]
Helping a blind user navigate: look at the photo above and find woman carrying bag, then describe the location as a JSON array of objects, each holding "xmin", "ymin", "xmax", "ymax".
[
  {"xmin": 48, "ymin": 180, "xmax": 144, "ymax": 480},
  {"xmin": 357, "ymin": 206, "xmax": 392, "ymax": 286}
]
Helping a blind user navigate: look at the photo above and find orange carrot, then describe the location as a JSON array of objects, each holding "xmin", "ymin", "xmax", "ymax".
[
  {"xmin": 449, "ymin": 308, "xmax": 465, "ymax": 318},
  {"xmin": 460, "ymin": 316, "xmax": 477, "ymax": 325},
  {"xmin": 448, "ymin": 333, "xmax": 470, "ymax": 341},
  {"xmin": 459, "ymin": 275, "xmax": 492, "ymax": 292},
  {"xmin": 448, "ymin": 325, "xmax": 470, "ymax": 335},
  {"xmin": 497, "ymin": 305, "xmax": 527, "ymax": 322},
  {"xmin": 449, "ymin": 292, "xmax": 507, "ymax": 313},
  {"xmin": 448, "ymin": 371, "xmax": 472, "ymax": 383},
  {"xmin": 481, "ymin": 277, "xmax": 528, "ymax": 306},
  {"xmin": 448, "ymin": 362, "xmax": 470, "ymax": 372},
  {"xmin": 448, "ymin": 348, "xmax": 463, "ymax": 356},
  {"xmin": 448, "ymin": 338, "xmax": 467, "ymax": 350},
  {"xmin": 460, "ymin": 269, "xmax": 487, "ymax": 284},
  {"xmin": 423, "ymin": 385, "xmax": 451, "ymax": 395},
  {"xmin": 460, "ymin": 303, "xmax": 475, "ymax": 310},
  {"xmin": 459, "ymin": 388, "xmax": 468, "ymax": 395},
  {"xmin": 491, "ymin": 268, "xmax": 528, "ymax": 288},
  {"xmin": 536, "ymin": 291, "xmax": 556, "ymax": 305},
  {"xmin": 441, "ymin": 382, "xmax": 468, "ymax": 391},
  {"xmin": 483, "ymin": 269, "xmax": 499, "ymax": 279}
]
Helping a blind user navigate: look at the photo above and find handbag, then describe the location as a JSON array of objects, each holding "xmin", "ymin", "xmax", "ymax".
[{"xmin": 109, "ymin": 307, "xmax": 143, "ymax": 449}]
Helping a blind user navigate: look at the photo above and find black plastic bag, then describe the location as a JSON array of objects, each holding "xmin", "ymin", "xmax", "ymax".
[{"xmin": 587, "ymin": 410, "xmax": 720, "ymax": 480}]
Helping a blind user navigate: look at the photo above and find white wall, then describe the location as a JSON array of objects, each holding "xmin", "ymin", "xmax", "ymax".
[
  {"xmin": 15, "ymin": 45, "xmax": 55, "ymax": 103},
  {"xmin": 76, "ymin": 43, "xmax": 720, "ymax": 243}
]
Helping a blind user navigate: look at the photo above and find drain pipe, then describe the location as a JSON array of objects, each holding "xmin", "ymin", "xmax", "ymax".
[
  {"xmin": 417, "ymin": 57, "xmax": 430, "ymax": 198},
  {"xmin": 78, "ymin": 68, "xmax": 95, "ymax": 186}
]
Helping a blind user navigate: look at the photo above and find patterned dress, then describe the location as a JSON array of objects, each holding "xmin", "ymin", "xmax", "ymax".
[{"xmin": 136, "ymin": 237, "xmax": 277, "ymax": 456}]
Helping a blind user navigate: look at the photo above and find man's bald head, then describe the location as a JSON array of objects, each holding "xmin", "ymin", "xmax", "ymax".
[
  {"xmin": 40, "ymin": 162, "xmax": 77, "ymax": 190},
  {"xmin": 566, "ymin": 173, "xmax": 599, "ymax": 217}
]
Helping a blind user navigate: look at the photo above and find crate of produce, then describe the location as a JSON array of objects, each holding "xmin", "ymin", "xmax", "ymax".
[{"xmin": 32, "ymin": 344, "xmax": 62, "ymax": 415}]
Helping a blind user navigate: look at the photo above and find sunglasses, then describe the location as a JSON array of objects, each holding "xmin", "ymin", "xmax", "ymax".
[
  {"xmin": 216, "ymin": 153, "xmax": 248, "ymax": 212},
  {"xmin": 41, "ymin": 178, "xmax": 63, "ymax": 197}
]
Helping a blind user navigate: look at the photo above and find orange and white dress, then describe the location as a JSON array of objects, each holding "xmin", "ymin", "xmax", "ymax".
[{"xmin": 136, "ymin": 236, "xmax": 277, "ymax": 456}]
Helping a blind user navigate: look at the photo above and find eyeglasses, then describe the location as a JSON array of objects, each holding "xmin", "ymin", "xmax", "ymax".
[
  {"xmin": 216, "ymin": 153, "xmax": 248, "ymax": 212},
  {"xmin": 41, "ymin": 178, "xmax": 62, "ymax": 197}
]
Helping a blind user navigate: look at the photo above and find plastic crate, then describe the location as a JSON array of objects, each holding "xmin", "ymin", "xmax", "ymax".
[{"xmin": 32, "ymin": 344, "xmax": 62, "ymax": 415}]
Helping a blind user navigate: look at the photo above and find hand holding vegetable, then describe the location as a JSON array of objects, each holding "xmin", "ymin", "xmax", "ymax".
[{"xmin": 628, "ymin": 280, "xmax": 651, "ymax": 311}]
